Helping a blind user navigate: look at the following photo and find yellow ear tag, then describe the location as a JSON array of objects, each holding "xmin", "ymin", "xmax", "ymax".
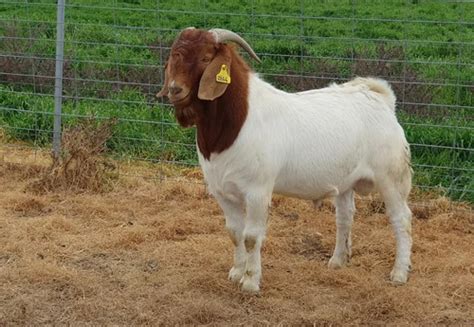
[{"xmin": 215, "ymin": 64, "xmax": 231, "ymax": 84}]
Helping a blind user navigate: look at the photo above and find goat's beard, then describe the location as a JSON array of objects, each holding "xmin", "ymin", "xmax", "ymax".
[{"xmin": 174, "ymin": 105, "xmax": 198, "ymax": 128}]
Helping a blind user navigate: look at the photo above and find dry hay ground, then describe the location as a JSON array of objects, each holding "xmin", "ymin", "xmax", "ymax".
[{"xmin": 0, "ymin": 146, "xmax": 473, "ymax": 326}]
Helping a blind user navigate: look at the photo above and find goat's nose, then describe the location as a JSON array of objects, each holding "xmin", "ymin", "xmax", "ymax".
[{"xmin": 169, "ymin": 85, "xmax": 183, "ymax": 95}]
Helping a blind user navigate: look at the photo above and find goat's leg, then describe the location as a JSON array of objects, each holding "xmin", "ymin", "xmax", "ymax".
[
  {"xmin": 329, "ymin": 190, "xmax": 355, "ymax": 269},
  {"xmin": 382, "ymin": 187, "xmax": 412, "ymax": 284},
  {"xmin": 240, "ymin": 191, "xmax": 271, "ymax": 292},
  {"xmin": 215, "ymin": 195, "xmax": 246, "ymax": 283}
]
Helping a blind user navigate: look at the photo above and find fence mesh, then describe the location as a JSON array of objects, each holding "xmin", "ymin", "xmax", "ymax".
[{"xmin": 0, "ymin": 0, "xmax": 473, "ymax": 202}]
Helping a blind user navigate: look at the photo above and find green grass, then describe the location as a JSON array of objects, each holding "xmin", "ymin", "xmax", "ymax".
[{"xmin": 0, "ymin": 0, "xmax": 473, "ymax": 202}]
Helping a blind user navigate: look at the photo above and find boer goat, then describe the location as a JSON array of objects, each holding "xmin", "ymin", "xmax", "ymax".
[{"xmin": 157, "ymin": 27, "xmax": 413, "ymax": 292}]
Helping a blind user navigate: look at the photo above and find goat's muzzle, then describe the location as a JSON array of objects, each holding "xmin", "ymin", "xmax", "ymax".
[
  {"xmin": 156, "ymin": 82, "xmax": 191, "ymax": 106},
  {"xmin": 169, "ymin": 92, "xmax": 191, "ymax": 106},
  {"xmin": 169, "ymin": 85, "xmax": 183, "ymax": 96}
]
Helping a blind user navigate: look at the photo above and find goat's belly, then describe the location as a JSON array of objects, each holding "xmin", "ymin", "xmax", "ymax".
[
  {"xmin": 273, "ymin": 179, "xmax": 340, "ymax": 201},
  {"xmin": 273, "ymin": 160, "xmax": 376, "ymax": 199}
]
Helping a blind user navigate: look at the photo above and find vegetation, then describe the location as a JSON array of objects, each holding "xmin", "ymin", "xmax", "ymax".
[{"xmin": 0, "ymin": 0, "xmax": 472, "ymax": 201}]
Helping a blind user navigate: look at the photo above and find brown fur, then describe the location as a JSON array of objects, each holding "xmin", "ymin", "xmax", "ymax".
[
  {"xmin": 244, "ymin": 236, "xmax": 256, "ymax": 252},
  {"xmin": 158, "ymin": 29, "xmax": 250, "ymax": 160}
]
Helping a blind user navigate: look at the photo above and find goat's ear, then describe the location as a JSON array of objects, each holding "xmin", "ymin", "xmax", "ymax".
[
  {"xmin": 156, "ymin": 62, "xmax": 170, "ymax": 97},
  {"xmin": 198, "ymin": 49, "xmax": 232, "ymax": 101}
]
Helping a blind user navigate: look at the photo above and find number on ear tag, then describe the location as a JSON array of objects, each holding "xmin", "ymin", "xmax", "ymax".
[{"xmin": 215, "ymin": 64, "xmax": 231, "ymax": 84}]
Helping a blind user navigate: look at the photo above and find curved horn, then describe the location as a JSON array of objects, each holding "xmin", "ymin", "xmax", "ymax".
[{"xmin": 209, "ymin": 28, "xmax": 261, "ymax": 63}]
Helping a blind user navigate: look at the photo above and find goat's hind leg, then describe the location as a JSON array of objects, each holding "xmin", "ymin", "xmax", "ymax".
[
  {"xmin": 215, "ymin": 195, "xmax": 247, "ymax": 283},
  {"xmin": 329, "ymin": 190, "xmax": 355, "ymax": 269},
  {"xmin": 381, "ymin": 186, "xmax": 412, "ymax": 284}
]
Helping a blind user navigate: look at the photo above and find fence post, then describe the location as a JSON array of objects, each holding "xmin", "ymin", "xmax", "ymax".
[{"xmin": 53, "ymin": 0, "xmax": 66, "ymax": 159}]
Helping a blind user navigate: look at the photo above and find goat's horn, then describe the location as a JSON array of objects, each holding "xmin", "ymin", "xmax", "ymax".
[{"xmin": 209, "ymin": 28, "xmax": 261, "ymax": 63}]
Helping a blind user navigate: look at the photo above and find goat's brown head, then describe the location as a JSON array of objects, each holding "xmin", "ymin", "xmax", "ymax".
[{"xmin": 157, "ymin": 28, "xmax": 260, "ymax": 127}]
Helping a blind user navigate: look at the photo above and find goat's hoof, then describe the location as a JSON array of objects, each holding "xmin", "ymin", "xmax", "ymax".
[
  {"xmin": 228, "ymin": 266, "xmax": 245, "ymax": 283},
  {"xmin": 240, "ymin": 278, "xmax": 260, "ymax": 293},
  {"xmin": 239, "ymin": 273, "xmax": 260, "ymax": 293},
  {"xmin": 390, "ymin": 268, "xmax": 408, "ymax": 285},
  {"xmin": 328, "ymin": 255, "xmax": 348, "ymax": 269}
]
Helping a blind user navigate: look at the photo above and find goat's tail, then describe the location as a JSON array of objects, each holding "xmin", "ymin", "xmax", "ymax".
[{"xmin": 346, "ymin": 77, "xmax": 397, "ymax": 111}]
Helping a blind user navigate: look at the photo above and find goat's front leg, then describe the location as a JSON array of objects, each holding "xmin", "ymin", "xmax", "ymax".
[
  {"xmin": 241, "ymin": 191, "xmax": 271, "ymax": 293},
  {"xmin": 215, "ymin": 195, "xmax": 246, "ymax": 283}
]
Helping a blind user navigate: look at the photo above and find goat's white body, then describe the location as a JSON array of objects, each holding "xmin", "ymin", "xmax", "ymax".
[
  {"xmin": 197, "ymin": 74, "xmax": 412, "ymax": 292},
  {"xmin": 199, "ymin": 74, "xmax": 410, "ymax": 202}
]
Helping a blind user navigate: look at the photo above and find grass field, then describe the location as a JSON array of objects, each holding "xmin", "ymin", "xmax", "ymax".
[
  {"xmin": 0, "ymin": 146, "xmax": 473, "ymax": 325},
  {"xmin": 0, "ymin": 1, "xmax": 473, "ymax": 201}
]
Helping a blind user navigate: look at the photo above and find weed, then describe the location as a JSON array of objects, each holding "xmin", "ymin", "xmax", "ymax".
[{"xmin": 28, "ymin": 118, "xmax": 118, "ymax": 194}]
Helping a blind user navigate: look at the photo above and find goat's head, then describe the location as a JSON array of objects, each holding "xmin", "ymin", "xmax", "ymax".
[{"xmin": 157, "ymin": 28, "xmax": 260, "ymax": 127}]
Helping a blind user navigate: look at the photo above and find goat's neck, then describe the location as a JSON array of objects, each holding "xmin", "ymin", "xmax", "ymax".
[{"xmin": 195, "ymin": 62, "xmax": 249, "ymax": 160}]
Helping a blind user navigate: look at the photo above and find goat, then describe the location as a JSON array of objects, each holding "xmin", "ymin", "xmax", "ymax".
[{"xmin": 157, "ymin": 27, "xmax": 413, "ymax": 292}]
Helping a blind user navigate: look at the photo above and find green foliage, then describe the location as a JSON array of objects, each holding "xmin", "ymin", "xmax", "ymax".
[{"xmin": 0, "ymin": 1, "xmax": 472, "ymax": 201}]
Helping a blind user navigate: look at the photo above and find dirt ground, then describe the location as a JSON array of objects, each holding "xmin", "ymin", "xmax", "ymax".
[{"xmin": 0, "ymin": 146, "xmax": 473, "ymax": 326}]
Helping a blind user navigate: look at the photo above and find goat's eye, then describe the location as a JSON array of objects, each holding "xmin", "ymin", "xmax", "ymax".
[{"xmin": 202, "ymin": 57, "xmax": 212, "ymax": 63}]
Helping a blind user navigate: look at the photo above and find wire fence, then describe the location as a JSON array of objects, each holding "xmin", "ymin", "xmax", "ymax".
[{"xmin": 0, "ymin": 0, "xmax": 473, "ymax": 203}]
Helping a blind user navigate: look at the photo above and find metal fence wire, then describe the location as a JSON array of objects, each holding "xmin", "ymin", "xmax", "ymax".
[{"xmin": 0, "ymin": 1, "xmax": 473, "ymax": 203}]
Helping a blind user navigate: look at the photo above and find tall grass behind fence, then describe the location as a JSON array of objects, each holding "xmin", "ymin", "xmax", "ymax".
[{"xmin": 0, "ymin": 1, "xmax": 473, "ymax": 202}]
